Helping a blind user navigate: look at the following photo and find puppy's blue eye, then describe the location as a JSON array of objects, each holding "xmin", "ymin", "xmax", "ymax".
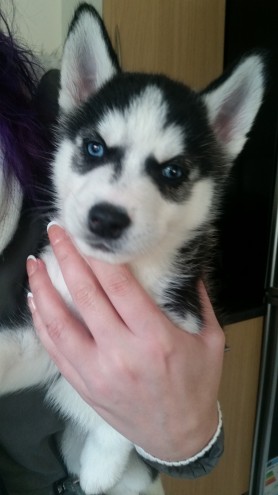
[
  {"xmin": 162, "ymin": 164, "xmax": 183, "ymax": 180},
  {"xmin": 86, "ymin": 142, "xmax": 104, "ymax": 158}
]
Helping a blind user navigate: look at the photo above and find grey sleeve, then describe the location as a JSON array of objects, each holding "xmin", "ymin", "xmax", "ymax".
[{"xmin": 139, "ymin": 426, "xmax": 224, "ymax": 479}]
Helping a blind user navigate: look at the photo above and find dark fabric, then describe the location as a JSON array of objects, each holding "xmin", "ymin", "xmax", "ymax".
[
  {"xmin": 0, "ymin": 198, "xmax": 47, "ymax": 326},
  {"xmin": 0, "ymin": 390, "xmax": 67, "ymax": 495}
]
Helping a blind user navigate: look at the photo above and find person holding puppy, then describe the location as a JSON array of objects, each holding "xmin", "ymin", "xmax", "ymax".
[{"xmin": 0, "ymin": 11, "xmax": 224, "ymax": 495}]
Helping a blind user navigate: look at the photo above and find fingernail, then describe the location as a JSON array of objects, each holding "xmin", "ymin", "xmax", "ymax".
[
  {"xmin": 26, "ymin": 255, "xmax": 38, "ymax": 276},
  {"xmin": 47, "ymin": 220, "xmax": 61, "ymax": 232},
  {"xmin": 47, "ymin": 221, "xmax": 66, "ymax": 245},
  {"xmin": 27, "ymin": 292, "xmax": 36, "ymax": 313}
]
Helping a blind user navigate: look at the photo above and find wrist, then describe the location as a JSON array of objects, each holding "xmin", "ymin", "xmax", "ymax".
[{"xmin": 135, "ymin": 401, "xmax": 222, "ymax": 465}]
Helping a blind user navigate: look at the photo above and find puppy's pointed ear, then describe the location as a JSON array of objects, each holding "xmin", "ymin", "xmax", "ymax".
[
  {"xmin": 202, "ymin": 53, "xmax": 266, "ymax": 160},
  {"xmin": 59, "ymin": 4, "xmax": 120, "ymax": 113}
]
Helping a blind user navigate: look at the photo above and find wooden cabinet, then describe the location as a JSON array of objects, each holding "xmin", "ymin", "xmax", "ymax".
[{"xmin": 103, "ymin": 2, "xmax": 264, "ymax": 493}]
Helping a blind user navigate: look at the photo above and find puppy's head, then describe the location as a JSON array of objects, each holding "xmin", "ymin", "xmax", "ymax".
[{"xmin": 53, "ymin": 4, "xmax": 265, "ymax": 264}]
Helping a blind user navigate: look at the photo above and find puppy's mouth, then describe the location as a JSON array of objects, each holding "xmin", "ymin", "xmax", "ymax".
[
  {"xmin": 78, "ymin": 235, "xmax": 129, "ymax": 263},
  {"xmin": 88, "ymin": 240, "xmax": 115, "ymax": 253},
  {"xmin": 85, "ymin": 236, "xmax": 115, "ymax": 253}
]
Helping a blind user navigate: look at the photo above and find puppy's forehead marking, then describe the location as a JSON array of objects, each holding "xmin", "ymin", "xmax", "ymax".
[{"xmin": 97, "ymin": 85, "xmax": 185, "ymax": 162}]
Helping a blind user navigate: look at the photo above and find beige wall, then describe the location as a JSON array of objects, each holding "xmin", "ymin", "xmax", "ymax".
[{"xmin": 6, "ymin": 0, "xmax": 102, "ymax": 54}]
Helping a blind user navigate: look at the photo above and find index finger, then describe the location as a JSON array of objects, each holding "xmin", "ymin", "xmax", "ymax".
[
  {"xmin": 86, "ymin": 257, "xmax": 170, "ymax": 335},
  {"xmin": 47, "ymin": 223, "xmax": 128, "ymax": 343}
]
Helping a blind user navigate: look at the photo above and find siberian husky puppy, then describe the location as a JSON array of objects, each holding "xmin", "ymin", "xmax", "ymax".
[{"xmin": 0, "ymin": 3, "xmax": 265, "ymax": 495}]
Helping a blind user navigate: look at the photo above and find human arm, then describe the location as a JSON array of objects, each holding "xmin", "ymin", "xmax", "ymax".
[{"xmin": 27, "ymin": 223, "xmax": 225, "ymax": 473}]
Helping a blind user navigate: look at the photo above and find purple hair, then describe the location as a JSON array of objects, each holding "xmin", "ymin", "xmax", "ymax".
[{"xmin": 0, "ymin": 10, "xmax": 51, "ymax": 200}]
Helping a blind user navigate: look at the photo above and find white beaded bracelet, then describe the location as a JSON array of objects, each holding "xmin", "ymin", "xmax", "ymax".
[{"xmin": 135, "ymin": 401, "xmax": 222, "ymax": 467}]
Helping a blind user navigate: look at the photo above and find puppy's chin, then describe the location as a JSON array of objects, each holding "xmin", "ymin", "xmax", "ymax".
[{"xmin": 73, "ymin": 237, "xmax": 133, "ymax": 265}]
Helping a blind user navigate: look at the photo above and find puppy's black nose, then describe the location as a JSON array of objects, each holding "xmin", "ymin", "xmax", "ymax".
[{"xmin": 88, "ymin": 202, "xmax": 131, "ymax": 239}]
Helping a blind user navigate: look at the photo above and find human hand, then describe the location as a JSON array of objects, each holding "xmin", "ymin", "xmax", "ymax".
[{"xmin": 27, "ymin": 224, "xmax": 225, "ymax": 462}]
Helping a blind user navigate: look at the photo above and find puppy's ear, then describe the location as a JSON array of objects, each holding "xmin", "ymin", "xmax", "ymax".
[
  {"xmin": 59, "ymin": 4, "xmax": 120, "ymax": 112},
  {"xmin": 202, "ymin": 53, "xmax": 266, "ymax": 160}
]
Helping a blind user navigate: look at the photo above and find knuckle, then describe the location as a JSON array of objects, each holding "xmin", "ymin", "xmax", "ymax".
[
  {"xmin": 55, "ymin": 242, "xmax": 72, "ymax": 265},
  {"xmin": 32, "ymin": 314, "xmax": 45, "ymax": 335},
  {"xmin": 74, "ymin": 283, "xmax": 97, "ymax": 309},
  {"xmin": 106, "ymin": 272, "xmax": 131, "ymax": 297},
  {"xmin": 208, "ymin": 321, "xmax": 225, "ymax": 348},
  {"xmin": 103, "ymin": 349, "xmax": 134, "ymax": 381},
  {"xmin": 113, "ymin": 352, "xmax": 129, "ymax": 374},
  {"xmin": 215, "ymin": 327, "xmax": 226, "ymax": 352},
  {"xmin": 147, "ymin": 333, "xmax": 175, "ymax": 362},
  {"xmin": 46, "ymin": 317, "xmax": 66, "ymax": 342}
]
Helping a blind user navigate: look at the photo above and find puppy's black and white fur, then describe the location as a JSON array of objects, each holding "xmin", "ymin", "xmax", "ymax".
[{"xmin": 0, "ymin": 4, "xmax": 265, "ymax": 495}]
